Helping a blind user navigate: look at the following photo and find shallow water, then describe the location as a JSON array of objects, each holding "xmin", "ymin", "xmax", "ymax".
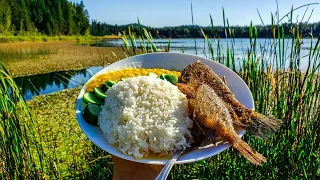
[
  {"xmin": 95, "ymin": 38, "xmax": 314, "ymax": 70},
  {"xmin": 14, "ymin": 66, "xmax": 104, "ymax": 100}
]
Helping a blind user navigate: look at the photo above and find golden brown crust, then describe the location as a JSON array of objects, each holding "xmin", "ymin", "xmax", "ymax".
[
  {"xmin": 180, "ymin": 61, "xmax": 282, "ymax": 139},
  {"xmin": 185, "ymin": 83, "xmax": 266, "ymax": 165}
]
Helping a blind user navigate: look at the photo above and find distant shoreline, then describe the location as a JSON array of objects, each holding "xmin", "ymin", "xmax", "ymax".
[
  {"xmin": 0, "ymin": 35, "xmax": 120, "ymax": 44},
  {"xmin": 103, "ymin": 36, "xmax": 314, "ymax": 40},
  {"xmin": 0, "ymin": 35, "xmax": 313, "ymax": 44}
]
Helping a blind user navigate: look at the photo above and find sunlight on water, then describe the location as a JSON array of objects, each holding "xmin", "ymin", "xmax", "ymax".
[
  {"xmin": 14, "ymin": 66, "xmax": 104, "ymax": 100},
  {"xmin": 98, "ymin": 38, "xmax": 312, "ymax": 70}
]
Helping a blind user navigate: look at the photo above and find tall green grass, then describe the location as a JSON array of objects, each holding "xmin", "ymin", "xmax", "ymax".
[
  {"xmin": 0, "ymin": 62, "xmax": 50, "ymax": 179},
  {"xmin": 119, "ymin": 7, "xmax": 320, "ymax": 179}
]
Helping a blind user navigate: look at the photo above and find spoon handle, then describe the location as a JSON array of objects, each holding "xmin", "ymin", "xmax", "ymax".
[{"xmin": 155, "ymin": 149, "xmax": 185, "ymax": 180}]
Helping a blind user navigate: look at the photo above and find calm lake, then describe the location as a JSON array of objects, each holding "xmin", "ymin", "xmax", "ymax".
[
  {"xmin": 16, "ymin": 38, "xmax": 315, "ymax": 100},
  {"xmin": 98, "ymin": 38, "xmax": 313, "ymax": 69}
]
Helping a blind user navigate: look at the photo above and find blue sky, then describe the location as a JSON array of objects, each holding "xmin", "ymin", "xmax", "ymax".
[{"xmin": 69, "ymin": 0, "xmax": 320, "ymax": 27}]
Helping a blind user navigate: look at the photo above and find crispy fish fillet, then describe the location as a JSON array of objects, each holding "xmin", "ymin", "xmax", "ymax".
[
  {"xmin": 180, "ymin": 60, "xmax": 282, "ymax": 139},
  {"xmin": 176, "ymin": 83, "xmax": 266, "ymax": 165}
]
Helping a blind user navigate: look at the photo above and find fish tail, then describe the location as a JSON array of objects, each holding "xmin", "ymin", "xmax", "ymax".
[
  {"xmin": 231, "ymin": 136, "xmax": 266, "ymax": 165},
  {"xmin": 245, "ymin": 110, "xmax": 283, "ymax": 139}
]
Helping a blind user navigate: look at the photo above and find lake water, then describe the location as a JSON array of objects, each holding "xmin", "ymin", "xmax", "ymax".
[
  {"xmin": 98, "ymin": 38, "xmax": 314, "ymax": 70},
  {"xmin": 14, "ymin": 66, "xmax": 104, "ymax": 100},
  {"xmin": 17, "ymin": 38, "xmax": 316, "ymax": 100}
]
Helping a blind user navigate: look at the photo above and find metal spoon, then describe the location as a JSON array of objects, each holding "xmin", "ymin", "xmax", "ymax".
[{"xmin": 155, "ymin": 134, "xmax": 206, "ymax": 180}]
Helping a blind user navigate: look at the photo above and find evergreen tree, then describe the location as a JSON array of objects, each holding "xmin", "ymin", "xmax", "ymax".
[
  {"xmin": 57, "ymin": 0, "xmax": 65, "ymax": 35},
  {"xmin": 0, "ymin": 0, "xmax": 12, "ymax": 34},
  {"xmin": 1, "ymin": 0, "xmax": 319, "ymax": 37},
  {"xmin": 0, "ymin": 0, "xmax": 90, "ymax": 35}
]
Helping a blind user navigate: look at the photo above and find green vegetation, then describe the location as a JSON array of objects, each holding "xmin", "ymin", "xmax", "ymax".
[
  {"xmin": 0, "ymin": 3, "xmax": 320, "ymax": 180},
  {"xmin": 0, "ymin": 35, "xmax": 103, "ymax": 43},
  {"xmin": 1, "ymin": 41, "xmax": 124, "ymax": 77},
  {"xmin": 1, "ymin": 0, "xmax": 319, "ymax": 40},
  {"xmin": 0, "ymin": 47, "xmax": 55, "ymax": 62},
  {"xmin": 0, "ymin": 0, "xmax": 89, "ymax": 36},
  {"xmin": 26, "ymin": 87, "xmax": 113, "ymax": 179},
  {"xmin": 0, "ymin": 62, "xmax": 49, "ymax": 179},
  {"xmin": 92, "ymin": 4, "xmax": 320, "ymax": 38}
]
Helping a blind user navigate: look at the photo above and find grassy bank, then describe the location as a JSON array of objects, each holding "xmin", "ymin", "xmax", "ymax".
[
  {"xmin": 1, "ymin": 41, "xmax": 125, "ymax": 77},
  {"xmin": 0, "ymin": 35, "xmax": 122, "ymax": 43},
  {"xmin": 0, "ymin": 35, "xmax": 101, "ymax": 43}
]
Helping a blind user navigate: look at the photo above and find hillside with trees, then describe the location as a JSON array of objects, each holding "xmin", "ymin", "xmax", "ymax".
[{"xmin": 0, "ymin": 0, "xmax": 90, "ymax": 36}]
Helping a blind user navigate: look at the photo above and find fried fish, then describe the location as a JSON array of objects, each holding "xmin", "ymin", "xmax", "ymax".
[
  {"xmin": 180, "ymin": 60, "xmax": 282, "ymax": 139},
  {"xmin": 176, "ymin": 83, "xmax": 267, "ymax": 165}
]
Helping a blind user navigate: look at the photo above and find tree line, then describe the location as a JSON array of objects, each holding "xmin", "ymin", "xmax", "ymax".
[
  {"xmin": 91, "ymin": 21, "xmax": 320, "ymax": 38},
  {"xmin": 1, "ymin": 0, "xmax": 319, "ymax": 38},
  {"xmin": 0, "ymin": 0, "xmax": 90, "ymax": 36}
]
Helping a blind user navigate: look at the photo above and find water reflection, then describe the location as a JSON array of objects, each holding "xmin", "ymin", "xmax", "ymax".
[
  {"xmin": 14, "ymin": 66, "xmax": 104, "ymax": 100},
  {"xmin": 93, "ymin": 38, "xmax": 313, "ymax": 70}
]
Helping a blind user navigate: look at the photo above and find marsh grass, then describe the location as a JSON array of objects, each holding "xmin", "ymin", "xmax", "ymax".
[
  {"xmin": 26, "ymin": 77, "xmax": 115, "ymax": 179},
  {"xmin": 0, "ymin": 62, "xmax": 52, "ymax": 179},
  {"xmin": 0, "ymin": 48, "xmax": 55, "ymax": 62},
  {"xmin": 1, "ymin": 41, "xmax": 125, "ymax": 77},
  {"xmin": 0, "ymin": 35, "xmax": 104, "ymax": 43}
]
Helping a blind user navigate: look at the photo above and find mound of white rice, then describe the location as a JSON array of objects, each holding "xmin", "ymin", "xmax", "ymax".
[{"xmin": 98, "ymin": 76, "xmax": 193, "ymax": 159}]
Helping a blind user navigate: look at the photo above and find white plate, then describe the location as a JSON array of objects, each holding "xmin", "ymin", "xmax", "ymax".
[{"xmin": 75, "ymin": 52, "xmax": 254, "ymax": 165}]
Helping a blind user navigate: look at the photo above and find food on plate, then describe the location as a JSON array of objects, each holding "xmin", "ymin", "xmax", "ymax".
[
  {"xmin": 159, "ymin": 74, "xmax": 165, "ymax": 80},
  {"xmin": 106, "ymin": 80, "xmax": 116, "ymax": 87},
  {"xmin": 82, "ymin": 104, "xmax": 102, "ymax": 126},
  {"xmin": 177, "ymin": 60, "xmax": 282, "ymax": 165},
  {"xmin": 176, "ymin": 83, "xmax": 266, "ymax": 165},
  {"xmin": 93, "ymin": 87, "xmax": 107, "ymax": 101},
  {"xmin": 164, "ymin": 74, "xmax": 178, "ymax": 85},
  {"xmin": 180, "ymin": 60, "xmax": 282, "ymax": 140},
  {"xmin": 80, "ymin": 62, "xmax": 282, "ymax": 164},
  {"xmin": 85, "ymin": 68, "xmax": 180, "ymax": 92},
  {"xmin": 98, "ymin": 76, "xmax": 193, "ymax": 159},
  {"xmin": 83, "ymin": 92, "xmax": 104, "ymax": 105},
  {"xmin": 148, "ymin": 72, "xmax": 158, "ymax": 78},
  {"xmin": 81, "ymin": 68, "xmax": 181, "ymax": 128}
]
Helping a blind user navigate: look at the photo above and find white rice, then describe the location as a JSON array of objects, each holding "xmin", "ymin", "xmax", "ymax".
[{"xmin": 98, "ymin": 76, "xmax": 193, "ymax": 159}]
